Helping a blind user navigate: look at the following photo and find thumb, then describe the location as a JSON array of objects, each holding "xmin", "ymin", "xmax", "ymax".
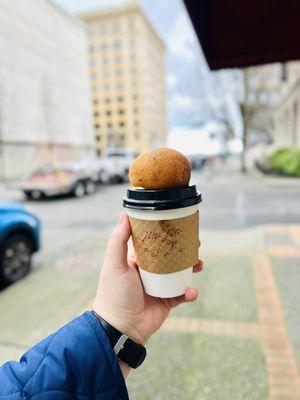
[{"xmin": 105, "ymin": 213, "xmax": 132, "ymax": 271}]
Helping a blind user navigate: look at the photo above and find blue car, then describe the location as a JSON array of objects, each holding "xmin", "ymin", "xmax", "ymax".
[{"xmin": 0, "ymin": 203, "xmax": 41, "ymax": 287}]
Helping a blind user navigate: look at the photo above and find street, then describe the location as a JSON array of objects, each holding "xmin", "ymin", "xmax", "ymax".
[
  {"xmin": 1, "ymin": 162, "xmax": 300, "ymax": 399},
  {"xmin": 1, "ymin": 162, "xmax": 300, "ymax": 270},
  {"xmin": 1, "ymin": 183, "xmax": 126, "ymax": 269}
]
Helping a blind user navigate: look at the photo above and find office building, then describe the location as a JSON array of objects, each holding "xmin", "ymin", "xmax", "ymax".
[
  {"xmin": 79, "ymin": 2, "xmax": 167, "ymax": 155},
  {"xmin": 0, "ymin": 0, "xmax": 93, "ymax": 179}
]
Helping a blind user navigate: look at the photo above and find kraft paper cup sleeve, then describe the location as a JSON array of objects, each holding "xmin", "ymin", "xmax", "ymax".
[{"xmin": 129, "ymin": 211, "xmax": 199, "ymax": 274}]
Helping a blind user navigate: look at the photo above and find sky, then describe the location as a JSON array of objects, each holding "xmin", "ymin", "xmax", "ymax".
[{"xmin": 53, "ymin": 0, "xmax": 227, "ymax": 131}]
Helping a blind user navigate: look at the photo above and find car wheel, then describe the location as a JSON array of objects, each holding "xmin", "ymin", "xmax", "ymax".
[
  {"xmin": 0, "ymin": 234, "xmax": 33, "ymax": 287},
  {"xmin": 99, "ymin": 169, "xmax": 110, "ymax": 184},
  {"xmin": 31, "ymin": 190, "xmax": 42, "ymax": 200},
  {"xmin": 122, "ymin": 169, "xmax": 129, "ymax": 183},
  {"xmin": 73, "ymin": 182, "xmax": 85, "ymax": 198},
  {"xmin": 85, "ymin": 180, "xmax": 96, "ymax": 195},
  {"xmin": 23, "ymin": 191, "xmax": 32, "ymax": 200}
]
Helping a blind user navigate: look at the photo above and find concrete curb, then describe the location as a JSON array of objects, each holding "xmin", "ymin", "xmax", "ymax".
[{"xmin": 250, "ymin": 168, "xmax": 300, "ymax": 188}]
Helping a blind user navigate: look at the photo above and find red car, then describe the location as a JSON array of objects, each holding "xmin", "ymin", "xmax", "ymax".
[{"xmin": 21, "ymin": 164, "xmax": 96, "ymax": 200}]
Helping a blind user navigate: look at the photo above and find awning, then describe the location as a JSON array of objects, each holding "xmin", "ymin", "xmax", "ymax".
[{"xmin": 184, "ymin": 0, "xmax": 300, "ymax": 70}]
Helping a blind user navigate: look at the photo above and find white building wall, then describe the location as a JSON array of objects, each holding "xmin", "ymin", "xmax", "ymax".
[
  {"xmin": 0, "ymin": 0, "xmax": 93, "ymax": 179},
  {"xmin": 274, "ymin": 81, "xmax": 300, "ymax": 148}
]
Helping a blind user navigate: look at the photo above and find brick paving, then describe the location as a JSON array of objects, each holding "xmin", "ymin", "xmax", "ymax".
[
  {"xmin": 155, "ymin": 226, "xmax": 300, "ymax": 400},
  {"xmin": 81, "ymin": 224, "xmax": 300, "ymax": 399},
  {"xmin": 268, "ymin": 247, "xmax": 300, "ymax": 258},
  {"xmin": 253, "ymin": 252, "xmax": 300, "ymax": 400},
  {"xmin": 162, "ymin": 317, "xmax": 261, "ymax": 338},
  {"xmin": 79, "ymin": 224, "xmax": 300, "ymax": 399}
]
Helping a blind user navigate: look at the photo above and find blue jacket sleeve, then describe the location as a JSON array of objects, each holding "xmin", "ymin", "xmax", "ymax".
[{"xmin": 0, "ymin": 311, "xmax": 128, "ymax": 400}]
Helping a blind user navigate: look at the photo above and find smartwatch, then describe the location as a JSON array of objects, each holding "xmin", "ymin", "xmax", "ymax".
[{"xmin": 92, "ymin": 310, "xmax": 146, "ymax": 369}]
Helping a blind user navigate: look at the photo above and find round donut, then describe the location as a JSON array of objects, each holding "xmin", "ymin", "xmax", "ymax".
[{"xmin": 129, "ymin": 148, "xmax": 191, "ymax": 189}]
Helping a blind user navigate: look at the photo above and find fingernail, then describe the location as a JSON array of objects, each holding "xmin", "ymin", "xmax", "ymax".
[{"xmin": 118, "ymin": 213, "xmax": 125, "ymax": 225}]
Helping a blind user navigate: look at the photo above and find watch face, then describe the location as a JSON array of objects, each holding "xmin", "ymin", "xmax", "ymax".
[
  {"xmin": 133, "ymin": 346, "xmax": 147, "ymax": 368},
  {"xmin": 118, "ymin": 340, "xmax": 147, "ymax": 369}
]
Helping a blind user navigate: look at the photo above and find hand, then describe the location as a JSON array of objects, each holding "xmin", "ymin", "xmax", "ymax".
[{"xmin": 93, "ymin": 213, "xmax": 203, "ymax": 345}]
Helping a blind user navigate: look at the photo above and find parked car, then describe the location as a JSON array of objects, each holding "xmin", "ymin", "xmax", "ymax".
[
  {"xmin": 97, "ymin": 149, "xmax": 137, "ymax": 183},
  {"xmin": 71, "ymin": 158, "xmax": 102, "ymax": 183},
  {"xmin": 21, "ymin": 163, "xmax": 96, "ymax": 200},
  {"xmin": 0, "ymin": 203, "xmax": 41, "ymax": 287}
]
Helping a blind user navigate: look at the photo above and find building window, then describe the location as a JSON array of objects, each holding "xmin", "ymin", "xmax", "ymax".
[
  {"xmin": 105, "ymin": 97, "xmax": 111, "ymax": 104},
  {"xmin": 106, "ymin": 110, "xmax": 112, "ymax": 116},
  {"xmin": 104, "ymin": 84, "xmax": 110, "ymax": 90},
  {"xmin": 118, "ymin": 109, "xmax": 125, "ymax": 115},
  {"xmin": 134, "ymin": 132, "xmax": 139, "ymax": 139},
  {"xmin": 129, "ymin": 18, "xmax": 134, "ymax": 30},
  {"xmin": 107, "ymin": 123, "xmax": 112, "ymax": 128},
  {"xmin": 116, "ymin": 83, "xmax": 123, "ymax": 89},
  {"xmin": 99, "ymin": 24, "xmax": 107, "ymax": 34},
  {"xmin": 113, "ymin": 21, "xmax": 120, "ymax": 32},
  {"xmin": 103, "ymin": 71, "xmax": 110, "ymax": 78},
  {"xmin": 91, "ymin": 72, "xmax": 96, "ymax": 79},
  {"xmin": 93, "ymin": 99, "xmax": 98, "ymax": 105},
  {"xmin": 119, "ymin": 122, "xmax": 125, "ymax": 127},
  {"xmin": 107, "ymin": 134, "xmax": 115, "ymax": 146},
  {"xmin": 94, "ymin": 111, "xmax": 99, "ymax": 117},
  {"xmin": 113, "ymin": 40, "xmax": 121, "ymax": 49},
  {"xmin": 117, "ymin": 96, "xmax": 124, "ymax": 102},
  {"xmin": 116, "ymin": 70, "xmax": 123, "ymax": 76},
  {"xmin": 89, "ymin": 27, "xmax": 95, "ymax": 36},
  {"xmin": 95, "ymin": 124, "xmax": 100, "ymax": 129},
  {"xmin": 132, "ymin": 94, "xmax": 138, "ymax": 101},
  {"xmin": 100, "ymin": 43, "xmax": 108, "ymax": 51},
  {"xmin": 119, "ymin": 134, "xmax": 125, "ymax": 144},
  {"xmin": 133, "ymin": 107, "xmax": 139, "ymax": 114},
  {"xmin": 90, "ymin": 45, "xmax": 95, "ymax": 53},
  {"xmin": 96, "ymin": 135, "xmax": 101, "ymax": 142},
  {"xmin": 134, "ymin": 120, "xmax": 139, "ymax": 126},
  {"xmin": 115, "ymin": 56, "xmax": 122, "ymax": 63},
  {"xmin": 102, "ymin": 59, "xmax": 108, "ymax": 65},
  {"xmin": 97, "ymin": 149, "xmax": 102, "ymax": 157}
]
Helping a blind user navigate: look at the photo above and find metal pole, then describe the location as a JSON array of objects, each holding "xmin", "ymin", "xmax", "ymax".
[{"xmin": 241, "ymin": 68, "xmax": 249, "ymax": 173}]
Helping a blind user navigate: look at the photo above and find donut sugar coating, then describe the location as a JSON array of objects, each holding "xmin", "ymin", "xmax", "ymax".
[{"xmin": 129, "ymin": 148, "xmax": 191, "ymax": 189}]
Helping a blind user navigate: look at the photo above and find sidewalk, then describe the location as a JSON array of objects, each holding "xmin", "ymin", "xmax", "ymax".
[
  {"xmin": 127, "ymin": 225, "xmax": 300, "ymax": 400},
  {"xmin": 0, "ymin": 227, "xmax": 111, "ymax": 361},
  {"xmin": 250, "ymin": 168, "xmax": 300, "ymax": 189},
  {"xmin": 0, "ymin": 223, "xmax": 299, "ymax": 399}
]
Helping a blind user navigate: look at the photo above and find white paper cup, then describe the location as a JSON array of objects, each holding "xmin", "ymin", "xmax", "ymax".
[{"xmin": 123, "ymin": 186, "xmax": 202, "ymax": 298}]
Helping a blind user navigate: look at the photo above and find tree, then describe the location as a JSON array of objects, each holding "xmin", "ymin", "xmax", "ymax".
[{"xmin": 240, "ymin": 69, "xmax": 249, "ymax": 173}]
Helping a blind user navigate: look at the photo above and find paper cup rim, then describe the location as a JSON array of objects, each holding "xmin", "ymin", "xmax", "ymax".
[{"xmin": 123, "ymin": 185, "xmax": 202, "ymax": 211}]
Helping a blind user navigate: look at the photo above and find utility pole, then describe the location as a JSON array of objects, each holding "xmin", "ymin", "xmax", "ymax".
[{"xmin": 241, "ymin": 68, "xmax": 249, "ymax": 173}]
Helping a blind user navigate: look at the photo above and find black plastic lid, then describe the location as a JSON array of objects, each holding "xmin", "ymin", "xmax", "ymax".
[{"xmin": 123, "ymin": 185, "xmax": 202, "ymax": 211}]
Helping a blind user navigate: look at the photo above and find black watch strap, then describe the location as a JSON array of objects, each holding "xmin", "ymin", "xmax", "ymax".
[{"xmin": 92, "ymin": 310, "xmax": 146, "ymax": 369}]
